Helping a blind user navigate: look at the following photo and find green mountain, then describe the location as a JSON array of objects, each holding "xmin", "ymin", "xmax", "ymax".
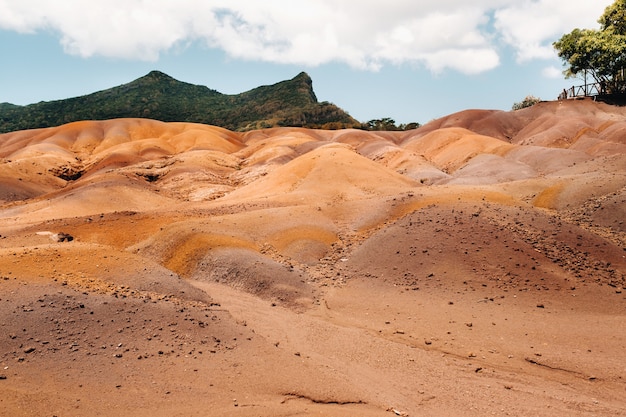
[{"xmin": 0, "ymin": 71, "xmax": 360, "ymax": 133}]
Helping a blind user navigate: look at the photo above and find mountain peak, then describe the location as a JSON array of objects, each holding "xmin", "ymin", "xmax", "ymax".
[
  {"xmin": 132, "ymin": 70, "xmax": 182, "ymax": 86},
  {"xmin": 294, "ymin": 71, "xmax": 312, "ymax": 81},
  {"xmin": 147, "ymin": 70, "xmax": 171, "ymax": 78}
]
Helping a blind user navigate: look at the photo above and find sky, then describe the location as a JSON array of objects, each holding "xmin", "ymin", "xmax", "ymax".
[{"xmin": 0, "ymin": 0, "xmax": 615, "ymax": 125}]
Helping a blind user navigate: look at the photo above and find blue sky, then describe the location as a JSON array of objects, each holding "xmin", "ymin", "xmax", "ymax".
[{"xmin": 0, "ymin": 1, "xmax": 614, "ymax": 125}]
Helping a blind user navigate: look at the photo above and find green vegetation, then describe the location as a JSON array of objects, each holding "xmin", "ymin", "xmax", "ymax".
[
  {"xmin": 0, "ymin": 103, "xmax": 20, "ymax": 111},
  {"xmin": 363, "ymin": 118, "xmax": 420, "ymax": 131},
  {"xmin": 0, "ymin": 71, "xmax": 361, "ymax": 133},
  {"xmin": 512, "ymin": 95, "xmax": 542, "ymax": 111},
  {"xmin": 553, "ymin": 0, "xmax": 626, "ymax": 93}
]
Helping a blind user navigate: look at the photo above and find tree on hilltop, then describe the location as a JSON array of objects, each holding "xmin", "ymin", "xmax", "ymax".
[
  {"xmin": 512, "ymin": 95, "xmax": 541, "ymax": 110},
  {"xmin": 553, "ymin": 0, "xmax": 626, "ymax": 94},
  {"xmin": 363, "ymin": 118, "xmax": 420, "ymax": 131}
]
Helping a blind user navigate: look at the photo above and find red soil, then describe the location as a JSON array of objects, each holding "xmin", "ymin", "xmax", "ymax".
[{"xmin": 0, "ymin": 99, "xmax": 625, "ymax": 416}]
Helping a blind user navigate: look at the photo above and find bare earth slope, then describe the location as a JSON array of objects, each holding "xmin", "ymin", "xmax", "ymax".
[{"xmin": 1, "ymin": 99, "xmax": 625, "ymax": 416}]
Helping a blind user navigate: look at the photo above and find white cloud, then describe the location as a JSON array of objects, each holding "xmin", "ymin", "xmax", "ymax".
[
  {"xmin": 542, "ymin": 65, "xmax": 563, "ymax": 79},
  {"xmin": 0, "ymin": 0, "xmax": 616, "ymax": 73},
  {"xmin": 493, "ymin": 0, "xmax": 614, "ymax": 62}
]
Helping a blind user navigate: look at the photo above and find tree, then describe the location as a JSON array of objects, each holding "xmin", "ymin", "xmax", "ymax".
[
  {"xmin": 366, "ymin": 117, "xmax": 399, "ymax": 131},
  {"xmin": 399, "ymin": 122, "xmax": 421, "ymax": 131},
  {"xmin": 553, "ymin": 0, "xmax": 626, "ymax": 93},
  {"xmin": 512, "ymin": 95, "xmax": 541, "ymax": 110},
  {"xmin": 363, "ymin": 118, "xmax": 420, "ymax": 131},
  {"xmin": 600, "ymin": 0, "xmax": 626, "ymax": 34}
]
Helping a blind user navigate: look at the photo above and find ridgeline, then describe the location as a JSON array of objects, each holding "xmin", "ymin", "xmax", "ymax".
[{"xmin": 0, "ymin": 71, "xmax": 360, "ymax": 133}]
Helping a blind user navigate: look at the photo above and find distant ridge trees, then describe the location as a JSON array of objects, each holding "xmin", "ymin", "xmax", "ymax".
[{"xmin": 363, "ymin": 118, "xmax": 420, "ymax": 131}]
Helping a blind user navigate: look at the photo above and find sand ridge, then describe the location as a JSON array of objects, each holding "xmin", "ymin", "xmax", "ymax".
[{"xmin": 0, "ymin": 99, "xmax": 625, "ymax": 416}]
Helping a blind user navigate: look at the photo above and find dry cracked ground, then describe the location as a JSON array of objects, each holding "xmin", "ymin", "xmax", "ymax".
[{"xmin": 0, "ymin": 98, "xmax": 625, "ymax": 416}]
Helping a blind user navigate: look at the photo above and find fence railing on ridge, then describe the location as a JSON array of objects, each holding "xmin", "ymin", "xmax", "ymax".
[{"xmin": 558, "ymin": 82, "xmax": 602, "ymax": 100}]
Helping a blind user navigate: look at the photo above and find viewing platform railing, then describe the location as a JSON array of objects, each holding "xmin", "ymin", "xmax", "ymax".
[{"xmin": 558, "ymin": 82, "xmax": 602, "ymax": 100}]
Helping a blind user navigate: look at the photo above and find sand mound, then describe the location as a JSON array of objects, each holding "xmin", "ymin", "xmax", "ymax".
[
  {"xmin": 0, "ymin": 173, "xmax": 175, "ymax": 223},
  {"xmin": 1, "ymin": 100, "xmax": 625, "ymax": 416},
  {"xmin": 413, "ymin": 108, "xmax": 527, "ymax": 142},
  {"xmin": 222, "ymin": 142, "xmax": 418, "ymax": 205},
  {"xmin": 402, "ymin": 127, "xmax": 514, "ymax": 173},
  {"xmin": 189, "ymin": 247, "xmax": 316, "ymax": 308}
]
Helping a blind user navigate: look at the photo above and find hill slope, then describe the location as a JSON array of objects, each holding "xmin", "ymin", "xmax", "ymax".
[
  {"xmin": 0, "ymin": 99, "xmax": 625, "ymax": 416},
  {"xmin": 0, "ymin": 71, "xmax": 360, "ymax": 133}
]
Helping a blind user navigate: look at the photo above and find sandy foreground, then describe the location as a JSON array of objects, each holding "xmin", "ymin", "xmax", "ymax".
[{"xmin": 0, "ymin": 99, "xmax": 625, "ymax": 416}]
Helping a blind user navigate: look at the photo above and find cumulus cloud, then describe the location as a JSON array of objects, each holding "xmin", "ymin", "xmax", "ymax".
[
  {"xmin": 542, "ymin": 65, "xmax": 564, "ymax": 79},
  {"xmin": 493, "ymin": 1, "xmax": 612, "ymax": 62},
  {"xmin": 0, "ymin": 0, "xmax": 614, "ymax": 73}
]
